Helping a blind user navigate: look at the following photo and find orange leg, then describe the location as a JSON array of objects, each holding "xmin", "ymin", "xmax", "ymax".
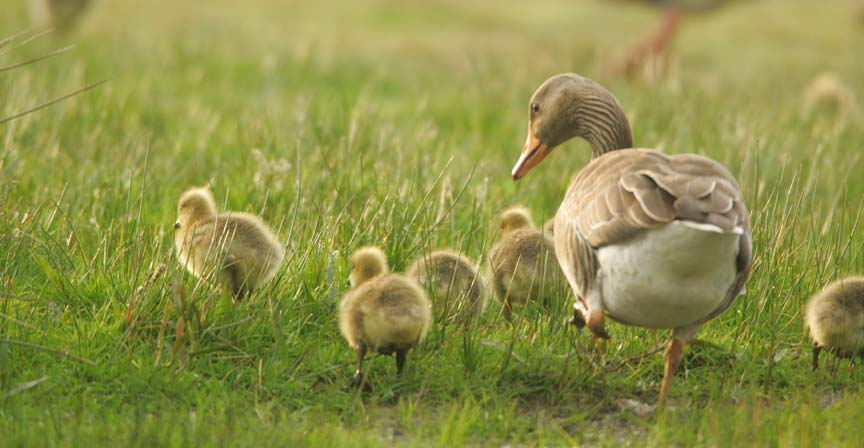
[
  {"xmin": 571, "ymin": 301, "xmax": 608, "ymax": 356},
  {"xmin": 649, "ymin": 11, "xmax": 683, "ymax": 57},
  {"xmin": 613, "ymin": 10, "xmax": 682, "ymax": 76},
  {"xmin": 590, "ymin": 335, "xmax": 607, "ymax": 355},
  {"xmin": 586, "ymin": 308, "xmax": 610, "ymax": 340},
  {"xmin": 659, "ymin": 338, "xmax": 685, "ymax": 404}
]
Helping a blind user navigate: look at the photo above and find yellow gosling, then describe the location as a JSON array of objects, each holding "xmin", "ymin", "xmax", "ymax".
[
  {"xmin": 489, "ymin": 206, "xmax": 565, "ymax": 319},
  {"xmin": 174, "ymin": 186, "xmax": 284, "ymax": 300},
  {"xmin": 339, "ymin": 247, "xmax": 432, "ymax": 387},
  {"xmin": 406, "ymin": 249, "xmax": 485, "ymax": 323},
  {"xmin": 806, "ymin": 276, "xmax": 864, "ymax": 370}
]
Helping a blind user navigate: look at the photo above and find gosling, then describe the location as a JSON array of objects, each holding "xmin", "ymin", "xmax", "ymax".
[
  {"xmin": 339, "ymin": 247, "xmax": 431, "ymax": 387},
  {"xmin": 489, "ymin": 206, "xmax": 565, "ymax": 319},
  {"xmin": 803, "ymin": 72, "xmax": 856, "ymax": 118},
  {"xmin": 405, "ymin": 249, "xmax": 485, "ymax": 323},
  {"xmin": 174, "ymin": 186, "xmax": 284, "ymax": 300},
  {"xmin": 805, "ymin": 276, "xmax": 864, "ymax": 370}
]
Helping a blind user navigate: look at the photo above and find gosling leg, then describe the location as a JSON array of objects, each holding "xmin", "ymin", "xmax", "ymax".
[
  {"xmin": 233, "ymin": 286, "xmax": 249, "ymax": 302},
  {"xmin": 395, "ymin": 348, "xmax": 408, "ymax": 376},
  {"xmin": 502, "ymin": 300, "xmax": 513, "ymax": 322},
  {"xmin": 224, "ymin": 263, "xmax": 246, "ymax": 302},
  {"xmin": 812, "ymin": 344, "xmax": 821, "ymax": 371},
  {"xmin": 351, "ymin": 343, "xmax": 368, "ymax": 388}
]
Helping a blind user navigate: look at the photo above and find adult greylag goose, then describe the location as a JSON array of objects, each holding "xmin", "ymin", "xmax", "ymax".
[
  {"xmin": 805, "ymin": 277, "xmax": 864, "ymax": 370},
  {"xmin": 511, "ymin": 73, "xmax": 752, "ymax": 402}
]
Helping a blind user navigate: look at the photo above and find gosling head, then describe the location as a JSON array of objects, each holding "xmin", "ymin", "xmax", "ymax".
[
  {"xmin": 511, "ymin": 73, "xmax": 633, "ymax": 180},
  {"xmin": 175, "ymin": 186, "xmax": 217, "ymax": 230},
  {"xmin": 349, "ymin": 246, "xmax": 389, "ymax": 287},
  {"xmin": 499, "ymin": 206, "xmax": 535, "ymax": 235}
]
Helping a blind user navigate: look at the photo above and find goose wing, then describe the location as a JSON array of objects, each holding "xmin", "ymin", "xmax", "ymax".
[{"xmin": 554, "ymin": 148, "xmax": 751, "ymax": 315}]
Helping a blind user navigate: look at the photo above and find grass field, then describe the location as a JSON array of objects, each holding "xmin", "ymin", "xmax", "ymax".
[{"xmin": 2, "ymin": 0, "xmax": 864, "ymax": 445}]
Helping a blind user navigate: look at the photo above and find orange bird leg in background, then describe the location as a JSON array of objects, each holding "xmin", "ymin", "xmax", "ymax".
[{"xmin": 613, "ymin": 10, "xmax": 683, "ymax": 76}]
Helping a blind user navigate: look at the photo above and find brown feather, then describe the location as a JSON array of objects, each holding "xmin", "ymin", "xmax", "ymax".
[
  {"xmin": 558, "ymin": 148, "xmax": 748, "ymax": 248},
  {"xmin": 556, "ymin": 148, "xmax": 751, "ymax": 309}
]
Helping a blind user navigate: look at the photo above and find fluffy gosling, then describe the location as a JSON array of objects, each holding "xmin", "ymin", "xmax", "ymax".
[
  {"xmin": 489, "ymin": 206, "xmax": 565, "ymax": 319},
  {"xmin": 805, "ymin": 276, "xmax": 864, "ymax": 370},
  {"xmin": 406, "ymin": 249, "xmax": 485, "ymax": 323},
  {"xmin": 340, "ymin": 247, "xmax": 432, "ymax": 387},
  {"xmin": 174, "ymin": 186, "xmax": 284, "ymax": 300},
  {"xmin": 803, "ymin": 72, "xmax": 857, "ymax": 118}
]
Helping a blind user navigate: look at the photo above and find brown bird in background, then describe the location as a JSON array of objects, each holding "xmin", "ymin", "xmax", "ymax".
[
  {"xmin": 858, "ymin": 0, "xmax": 864, "ymax": 26},
  {"xmin": 28, "ymin": 0, "xmax": 92, "ymax": 32},
  {"xmin": 610, "ymin": 0, "xmax": 737, "ymax": 77}
]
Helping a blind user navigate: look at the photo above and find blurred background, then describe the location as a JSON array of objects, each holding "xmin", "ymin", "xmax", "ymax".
[
  {"xmin": 5, "ymin": 0, "xmax": 862, "ymax": 110},
  {"xmin": 3, "ymin": 0, "xmax": 862, "ymax": 209}
]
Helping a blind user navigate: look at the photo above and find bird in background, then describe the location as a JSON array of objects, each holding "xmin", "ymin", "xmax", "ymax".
[
  {"xmin": 609, "ymin": 0, "xmax": 740, "ymax": 78},
  {"xmin": 28, "ymin": 0, "xmax": 92, "ymax": 33}
]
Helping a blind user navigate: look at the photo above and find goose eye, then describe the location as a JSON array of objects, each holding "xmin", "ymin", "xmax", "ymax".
[{"xmin": 531, "ymin": 103, "xmax": 540, "ymax": 113}]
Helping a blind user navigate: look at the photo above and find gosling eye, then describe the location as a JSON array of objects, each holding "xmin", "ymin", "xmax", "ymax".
[{"xmin": 531, "ymin": 102, "xmax": 540, "ymax": 113}]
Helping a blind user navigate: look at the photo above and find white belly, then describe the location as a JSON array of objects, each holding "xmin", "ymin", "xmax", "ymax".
[{"xmin": 597, "ymin": 221, "xmax": 740, "ymax": 329}]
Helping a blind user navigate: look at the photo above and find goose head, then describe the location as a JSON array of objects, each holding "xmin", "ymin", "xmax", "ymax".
[
  {"xmin": 349, "ymin": 246, "xmax": 390, "ymax": 287},
  {"xmin": 511, "ymin": 73, "xmax": 634, "ymax": 180},
  {"xmin": 176, "ymin": 186, "xmax": 217, "ymax": 230}
]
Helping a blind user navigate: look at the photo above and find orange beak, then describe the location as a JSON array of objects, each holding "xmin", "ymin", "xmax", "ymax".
[{"xmin": 511, "ymin": 123, "xmax": 550, "ymax": 181}]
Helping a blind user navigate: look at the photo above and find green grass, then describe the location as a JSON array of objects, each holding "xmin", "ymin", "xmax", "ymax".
[{"xmin": 2, "ymin": 0, "xmax": 864, "ymax": 445}]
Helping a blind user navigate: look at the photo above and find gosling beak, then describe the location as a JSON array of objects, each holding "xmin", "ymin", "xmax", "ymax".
[
  {"xmin": 511, "ymin": 123, "xmax": 550, "ymax": 181},
  {"xmin": 174, "ymin": 221, "xmax": 181, "ymax": 230}
]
